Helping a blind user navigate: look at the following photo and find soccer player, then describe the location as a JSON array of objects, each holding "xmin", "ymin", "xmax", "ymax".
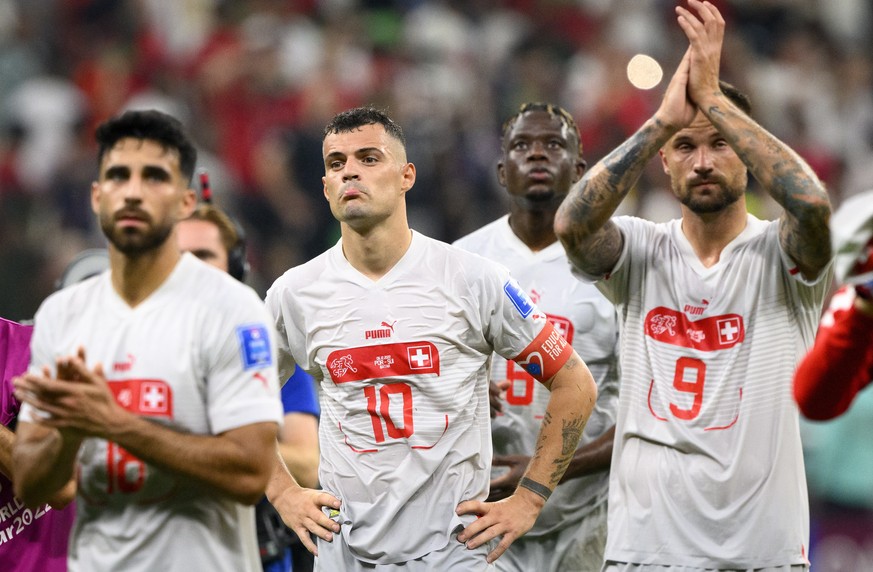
[
  {"xmin": 265, "ymin": 106, "xmax": 598, "ymax": 571},
  {"xmin": 12, "ymin": 109, "xmax": 283, "ymax": 572},
  {"xmin": 454, "ymin": 102, "xmax": 619, "ymax": 572},
  {"xmin": 554, "ymin": 1, "xmax": 833, "ymax": 570}
]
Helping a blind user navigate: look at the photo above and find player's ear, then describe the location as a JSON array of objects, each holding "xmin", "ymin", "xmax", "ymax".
[
  {"xmin": 573, "ymin": 158, "xmax": 587, "ymax": 183},
  {"xmin": 180, "ymin": 188, "xmax": 197, "ymax": 218},
  {"xmin": 322, "ymin": 177, "xmax": 330, "ymax": 202},
  {"xmin": 90, "ymin": 181, "xmax": 101, "ymax": 215},
  {"xmin": 496, "ymin": 161, "xmax": 506, "ymax": 187},
  {"xmin": 659, "ymin": 148, "xmax": 669, "ymax": 175},
  {"xmin": 399, "ymin": 162, "xmax": 416, "ymax": 194}
]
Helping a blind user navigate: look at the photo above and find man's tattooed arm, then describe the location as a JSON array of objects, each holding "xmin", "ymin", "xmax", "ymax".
[
  {"xmin": 555, "ymin": 117, "xmax": 677, "ymax": 277},
  {"xmin": 702, "ymin": 98, "xmax": 832, "ymax": 279}
]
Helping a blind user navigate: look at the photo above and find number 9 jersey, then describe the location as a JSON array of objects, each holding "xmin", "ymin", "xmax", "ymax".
[{"xmin": 584, "ymin": 215, "xmax": 832, "ymax": 568}]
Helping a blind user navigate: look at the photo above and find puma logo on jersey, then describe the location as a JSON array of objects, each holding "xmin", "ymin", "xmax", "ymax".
[
  {"xmin": 684, "ymin": 299, "xmax": 710, "ymax": 315},
  {"xmin": 113, "ymin": 353, "xmax": 136, "ymax": 372},
  {"xmin": 365, "ymin": 320, "xmax": 396, "ymax": 340}
]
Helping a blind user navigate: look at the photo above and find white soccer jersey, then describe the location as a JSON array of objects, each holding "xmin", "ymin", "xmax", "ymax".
[
  {"xmin": 454, "ymin": 215, "xmax": 620, "ymax": 536},
  {"xmin": 266, "ymin": 231, "xmax": 572, "ymax": 565},
  {"xmin": 582, "ymin": 215, "xmax": 831, "ymax": 568},
  {"xmin": 22, "ymin": 253, "xmax": 284, "ymax": 572}
]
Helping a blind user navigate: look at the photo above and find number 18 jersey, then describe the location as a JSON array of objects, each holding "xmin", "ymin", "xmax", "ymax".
[
  {"xmin": 22, "ymin": 254, "xmax": 284, "ymax": 572},
  {"xmin": 586, "ymin": 215, "xmax": 831, "ymax": 569}
]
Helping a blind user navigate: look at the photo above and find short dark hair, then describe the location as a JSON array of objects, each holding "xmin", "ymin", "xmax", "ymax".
[
  {"xmin": 95, "ymin": 109, "xmax": 198, "ymax": 184},
  {"xmin": 323, "ymin": 106, "xmax": 406, "ymax": 148},
  {"xmin": 719, "ymin": 80, "xmax": 752, "ymax": 116},
  {"xmin": 502, "ymin": 102, "xmax": 583, "ymax": 159}
]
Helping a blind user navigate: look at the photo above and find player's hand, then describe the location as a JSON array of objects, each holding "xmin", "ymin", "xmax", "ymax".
[
  {"xmin": 655, "ymin": 48, "xmax": 696, "ymax": 132},
  {"xmin": 13, "ymin": 355, "xmax": 128, "ymax": 440},
  {"xmin": 487, "ymin": 455, "xmax": 529, "ymax": 501},
  {"xmin": 56, "ymin": 346, "xmax": 88, "ymax": 382},
  {"xmin": 489, "ymin": 380, "xmax": 510, "ymax": 418},
  {"xmin": 456, "ymin": 488, "xmax": 545, "ymax": 563},
  {"xmin": 676, "ymin": 0, "xmax": 725, "ymax": 107},
  {"xmin": 271, "ymin": 485, "xmax": 342, "ymax": 556}
]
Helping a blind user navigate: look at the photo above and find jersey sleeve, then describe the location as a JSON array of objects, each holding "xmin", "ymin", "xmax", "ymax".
[
  {"xmin": 265, "ymin": 281, "xmax": 300, "ymax": 385},
  {"xmin": 18, "ymin": 297, "xmax": 60, "ymax": 424},
  {"xmin": 794, "ymin": 286, "xmax": 873, "ymax": 420},
  {"xmin": 202, "ymin": 295, "xmax": 284, "ymax": 434},
  {"xmin": 479, "ymin": 267, "xmax": 573, "ymax": 383},
  {"xmin": 570, "ymin": 215, "xmax": 644, "ymax": 306}
]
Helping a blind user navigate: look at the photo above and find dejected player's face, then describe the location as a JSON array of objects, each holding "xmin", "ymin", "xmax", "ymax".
[
  {"xmin": 322, "ymin": 124, "xmax": 415, "ymax": 231},
  {"xmin": 92, "ymin": 138, "xmax": 195, "ymax": 256},
  {"xmin": 177, "ymin": 218, "xmax": 229, "ymax": 272},
  {"xmin": 498, "ymin": 110, "xmax": 584, "ymax": 210},
  {"xmin": 661, "ymin": 111, "xmax": 748, "ymax": 214}
]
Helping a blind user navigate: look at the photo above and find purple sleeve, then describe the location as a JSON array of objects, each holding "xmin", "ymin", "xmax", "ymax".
[
  {"xmin": 0, "ymin": 318, "xmax": 33, "ymax": 428},
  {"xmin": 281, "ymin": 366, "xmax": 320, "ymax": 417}
]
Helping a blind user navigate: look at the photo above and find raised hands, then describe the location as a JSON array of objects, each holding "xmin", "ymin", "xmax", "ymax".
[{"xmin": 676, "ymin": 0, "xmax": 726, "ymax": 108}]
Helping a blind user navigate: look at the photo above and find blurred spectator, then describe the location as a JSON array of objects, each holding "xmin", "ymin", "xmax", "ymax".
[{"xmin": 1, "ymin": 1, "xmax": 870, "ymax": 346}]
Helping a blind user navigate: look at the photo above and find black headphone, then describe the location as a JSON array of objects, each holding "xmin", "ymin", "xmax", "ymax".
[
  {"xmin": 227, "ymin": 220, "xmax": 248, "ymax": 282},
  {"xmin": 199, "ymin": 171, "xmax": 249, "ymax": 283}
]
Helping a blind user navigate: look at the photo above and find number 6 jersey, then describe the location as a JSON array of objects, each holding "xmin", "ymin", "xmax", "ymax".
[
  {"xmin": 266, "ymin": 231, "xmax": 572, "ymax": 565},
  {"xmin": 584, "ymin": 215, "xmax": 832, "ymax": 568}
]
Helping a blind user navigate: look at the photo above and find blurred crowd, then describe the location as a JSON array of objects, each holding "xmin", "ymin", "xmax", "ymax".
[
  {"xmin": 1, "ymin": 0, "xmax": 871, "ymax": 317},
  {"xmin": 0, "ymin": 1, "xmax": 871, "ymax": 564}
]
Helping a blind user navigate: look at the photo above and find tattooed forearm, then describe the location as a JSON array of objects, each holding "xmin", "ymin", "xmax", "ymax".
[
  {"xmin": 702, "ymin": 96, "xmax": 833, "ymax": 277},
  {"xmin": 601, "ymin": 118, "xmax": 672, "ymax": 189},
  {"xmin": 556, "ymin": 116, "xmax": 672, "ymax": 276},
  {"xmin": 561, "ymin": 417, "xmax": 585, "ymax": 456},
  {"xmin": 547, "ymin": 417, "xmax": 585, "ymax": 484}
]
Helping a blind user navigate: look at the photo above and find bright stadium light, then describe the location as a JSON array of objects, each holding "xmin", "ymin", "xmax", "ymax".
[{"xmin": 627, "ymin": 53, "xmax": 664, "ymax": 90}]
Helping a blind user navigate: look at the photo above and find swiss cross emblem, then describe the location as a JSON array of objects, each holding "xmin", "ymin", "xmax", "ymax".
[
  {"xmin": 407, "ymin": 345, "xmax": 432, "ymax": 369},
  {"xmin": 139, "ymin": 382, "xmax": 169, "ymax": 413},
  {"xmin": 717, "ymin": 317, "xmax": 741, "ymax": 345}
]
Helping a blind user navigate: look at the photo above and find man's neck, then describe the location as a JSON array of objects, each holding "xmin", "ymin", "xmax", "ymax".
[
  {"xmin": 680, "ymin": 202, "xmax": 748, "ymax": 268},
  {"xmin": 110, "ymin": 243, "xmax": 182, "ymax": 307},
  {"xmin": 340, "ymin": 219, "xmax": 413, "ymax": 281},
  {"xmin": 508, "ymin": 206, "xmax": 559, "ymax": 252}
]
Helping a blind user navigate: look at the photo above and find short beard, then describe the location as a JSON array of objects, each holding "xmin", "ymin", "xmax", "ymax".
[
  {"xmin": 678, "ymin": 184, "xmax": 742, "ymax": 214},
  {"xmin": 100, "ymin": 214, "xmax": 173, "ymax": 257}
]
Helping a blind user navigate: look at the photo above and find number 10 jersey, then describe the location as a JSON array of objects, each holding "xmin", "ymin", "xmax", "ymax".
[{"xmin": 266, "ymin": 231, "xmax": 569, "ymax": 566}]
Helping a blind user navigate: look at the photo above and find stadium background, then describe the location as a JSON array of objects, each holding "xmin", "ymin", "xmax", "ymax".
[{"xmin": 0, "ymin": 1, "xmax": 870, "ymax": 569}]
